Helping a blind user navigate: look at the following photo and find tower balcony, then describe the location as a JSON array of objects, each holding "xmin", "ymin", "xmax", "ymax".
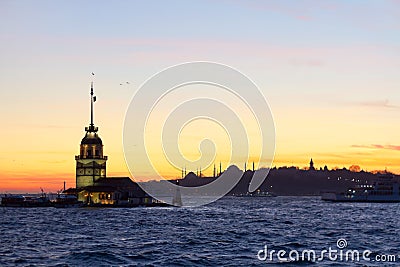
[
  {"xmin": 85, "ymin": 126, "xmax": 98, "ymax": 132},
  {"xmin": 75, "ymin": 155, "xmax": 108, "ymax": 160}
]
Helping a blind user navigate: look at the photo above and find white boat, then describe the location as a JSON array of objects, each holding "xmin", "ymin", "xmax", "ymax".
[{"xmin": 322, "ymin": 179, "xmax": 400, "ymax": 202}]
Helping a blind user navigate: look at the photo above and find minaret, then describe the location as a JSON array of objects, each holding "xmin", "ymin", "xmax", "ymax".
[
  {"xmin": 213, "ymin": 164, "xmax": 216, "ymax": 177},
  {"xmin": 75, "ymin": 82, "xmax": 108, "ymax": 188},
  {"xmin": 309, "ymin": 158, "xmax": 315, "ymax": 171}
]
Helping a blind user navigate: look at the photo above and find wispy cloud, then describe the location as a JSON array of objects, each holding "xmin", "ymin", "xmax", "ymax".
[
  {"xmin": 358, "ymin": 99, "xmax": 400, "ymax": 109},
  {"xmin": 351, "ymin": 144, "xmax": 400, "ymax": 151},
  {"xmin": 5, "ymin": 122, "xmax": 73, "ymax": 129},
  {"xmin": 289, "ymin": 58, "xmax": 324, "ymax": 67},
  {"xmin": 38, "ymin": 160, "xmax": 68, "ymax": 164},
  {"xmin": 229, "ymin": 0, "xmax": 398, "ymax": 32},
  {"xmin": 228, "ymin": 0, "xmax": 334, "ymax": 21}
]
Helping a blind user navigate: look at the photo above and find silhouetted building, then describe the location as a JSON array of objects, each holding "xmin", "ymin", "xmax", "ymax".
[
  {"xmin": 309, "ymin": 158, "xmax": 315, "ymax": 170},
  {"xmin": 71, "ymin": 82, "xmax": 152, "ymax": 206}
]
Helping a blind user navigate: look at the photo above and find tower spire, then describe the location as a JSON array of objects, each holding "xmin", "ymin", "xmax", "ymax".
[
  {"xmin": 90, "ymin": 81, "xmax": 94, "ymax": 126},
  {"xmin": 86, "ymin": 73, "xmax": 97, "ymax": 133}
]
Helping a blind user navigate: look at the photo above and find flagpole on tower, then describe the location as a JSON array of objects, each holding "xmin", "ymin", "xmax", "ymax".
[{"xmin": 90, "ymin": 72, "xmax": 96, "ymax": 127}]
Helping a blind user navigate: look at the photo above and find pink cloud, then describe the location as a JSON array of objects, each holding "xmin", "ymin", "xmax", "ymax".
[
  {"xmin": 15, "ymin": 33, "xmax": 399, "ymax": 73},
  {"xmin": 289, "ymin": 58, "xmax": 324, "ymax": 67},
  {"xmin": 227, "ymin": 0, "xmax": 317, "ymax": 21},
  {"xmin": 351, "ymin": 144, "xmax": 400, "ymax": 151},
  {"xmin": 359, "ymin": 99, "xmax": 399, "ymax": 109}
]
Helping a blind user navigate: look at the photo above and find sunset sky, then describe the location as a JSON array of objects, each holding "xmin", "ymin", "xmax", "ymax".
[{"xmin": 1, "ymin": 0, "xmax": 400, "ymax": 192}]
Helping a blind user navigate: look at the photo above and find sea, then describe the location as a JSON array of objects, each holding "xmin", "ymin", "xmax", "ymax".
[{"xmin": 1, "ymin": 196, "xmax": 399, "ymax": 266}]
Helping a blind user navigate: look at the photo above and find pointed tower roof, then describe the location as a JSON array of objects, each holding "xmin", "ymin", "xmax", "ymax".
[{"xmin": 81, "ymin": 82, "xmax": 102, "ymax": 145}]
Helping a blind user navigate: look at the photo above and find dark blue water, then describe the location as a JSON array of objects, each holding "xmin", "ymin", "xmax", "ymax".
[{"xmin": 1, "ymin": 197, "xmax": 399, "ymax": 266}]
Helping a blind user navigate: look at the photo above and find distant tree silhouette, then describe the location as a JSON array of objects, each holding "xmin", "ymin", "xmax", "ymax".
[{"xmin": 349, "ymin": 165, "xmax": 361, "ymax": 172}]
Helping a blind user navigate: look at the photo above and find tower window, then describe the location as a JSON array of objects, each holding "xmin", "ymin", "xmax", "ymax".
[
  {"xmin": 95, "ymin": 150, "xmax": 99, "ymax": 156},
  {"xmin": 87, "ymin": 150, "xmax": 92, "ymax": 157}
]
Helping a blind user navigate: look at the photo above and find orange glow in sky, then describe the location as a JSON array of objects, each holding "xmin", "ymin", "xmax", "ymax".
[{"xmin": 1, "ymin": 1, "xmax": 400, "ymax": 192}]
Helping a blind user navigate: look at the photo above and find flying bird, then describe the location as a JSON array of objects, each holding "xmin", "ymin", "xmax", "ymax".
[
  {"xmin": 126, "ymin": 81, "xmax": 130, "ymax": 84},
  {"xmin": 91, "ymin": 72, "xmax": 95, "ymax": 75}
]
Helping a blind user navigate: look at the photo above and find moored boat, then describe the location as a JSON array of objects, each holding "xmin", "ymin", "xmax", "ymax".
[
  {"xmin": 24, "ymin": 190, "xmax": 52, "ymax": 207},
  {"xmin": 54, "ymin": 194, "xmax": 84, "ymax": 208},
  {"xmin": 1, "ymin": 194, "xmax": 26, "ymax": 207},
  {"xmin": 1, "ymin": 188, "xmax": 52, "ymax": 207}
]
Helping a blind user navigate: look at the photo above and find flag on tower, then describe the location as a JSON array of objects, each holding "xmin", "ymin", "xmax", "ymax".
[{"xmin": 93, "ymin": 96, "xmax": 97, "ymax": 102}]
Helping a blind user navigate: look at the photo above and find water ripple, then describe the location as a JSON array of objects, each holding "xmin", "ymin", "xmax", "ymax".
[{"xmin": 1, "ymin": 197, "xmax": 399, "ymax": 266}]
